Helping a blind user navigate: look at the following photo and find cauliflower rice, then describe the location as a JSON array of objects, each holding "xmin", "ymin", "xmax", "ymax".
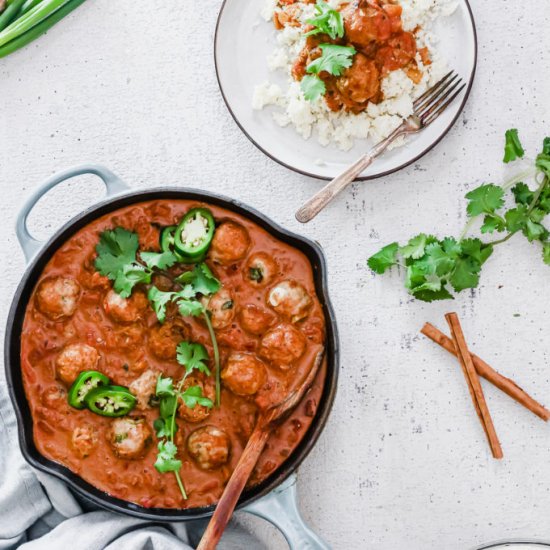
[{"xmin": 253, "ymin": 0, "xmax": 458, "ymax": 151}]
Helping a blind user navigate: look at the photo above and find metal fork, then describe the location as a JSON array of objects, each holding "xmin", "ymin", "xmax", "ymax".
[{"xmin": 295, "ymin": 71, "xmax": 467, "ymax": 223}]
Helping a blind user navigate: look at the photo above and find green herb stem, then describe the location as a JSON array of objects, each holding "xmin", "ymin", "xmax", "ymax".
[
  {"xmin": 170, "ymin": 377, "xmax": 187, "ymax": 500},
  {"xmin": 174, "ymin": 470, "xmax": 187, "ymax": 501},
  {"xmin": 203, "ymin": 311, "xmax": 220, "ymax": 407}
]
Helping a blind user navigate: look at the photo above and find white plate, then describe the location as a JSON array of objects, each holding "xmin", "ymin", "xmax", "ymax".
[{"xmin": 215, "ymin": 0, "xmax": 477, "ymax": 180}]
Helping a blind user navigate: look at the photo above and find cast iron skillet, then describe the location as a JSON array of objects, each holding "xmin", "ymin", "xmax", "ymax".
[{"xmin": 4, "ymin": 165, "xmax": 339, "ymax": 531}]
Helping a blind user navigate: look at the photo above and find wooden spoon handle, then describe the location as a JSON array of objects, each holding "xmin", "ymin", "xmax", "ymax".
[{"xmin": 197, "ymin": 426, "xmax": 271, "ymax": 550}]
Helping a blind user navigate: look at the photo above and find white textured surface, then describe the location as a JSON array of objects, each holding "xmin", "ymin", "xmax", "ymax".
[{"xmin": 0, "ymin": 1, "xmax": 550, "ymax": 549}]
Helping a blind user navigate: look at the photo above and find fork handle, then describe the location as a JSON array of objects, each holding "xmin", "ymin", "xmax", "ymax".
[{"xmin": 295, "ymin": 127, "xmax": 404, "ymax": 223}]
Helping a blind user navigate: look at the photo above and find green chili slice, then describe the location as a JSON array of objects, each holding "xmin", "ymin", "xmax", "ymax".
[
  {"xmin": 174, "ymin": 208, "xmax": 215, "ymax": 260},
  {"xmin": 84, "ymin": 385, "xmax": 137, "ymax": 417},
  {"xmin": 68, "ymin": 370, "xmax": 110, "ymax": 410}
]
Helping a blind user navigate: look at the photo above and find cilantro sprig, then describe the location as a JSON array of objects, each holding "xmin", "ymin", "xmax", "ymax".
[
  {"xmin": 153, "ymin": 346, "xmax": 214, "ymax": 500},
  {"xmin": 368, "ymin": 130, "xmax": 550, "ymax": 301},
  {"xmin": 300, "ymin": 44, "xmax": 355, "ymax": 102},
  {"xmin": 95, "ymin": 228, "xmax": 177, "ymax": 297},
  {"xmin": 148, "ymin": 263, "xmax": 222, "ymax": 406},
  {"xmin": 304, "ymin": 0, "xmax": 344, "ymax": 40}
]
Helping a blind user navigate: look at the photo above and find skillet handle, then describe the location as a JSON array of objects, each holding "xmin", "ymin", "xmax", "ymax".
[
  {"xmin": 15, "ymin": 164, "xmax": 129, "ymax": 262},
  {"xmin": 242, "ymin": 474, "xmax": 331, "ymax": 550}
]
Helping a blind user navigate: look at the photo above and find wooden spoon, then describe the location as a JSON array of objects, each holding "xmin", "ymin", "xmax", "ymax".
[{"xmin": 197, "ymin": 348, "xmax": 325, "ymax": 550}]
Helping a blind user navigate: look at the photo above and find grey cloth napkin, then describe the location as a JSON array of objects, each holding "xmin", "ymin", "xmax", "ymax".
[{"xmin": 0, "ymin": 383, "xmax": 266, "ymax": 550}]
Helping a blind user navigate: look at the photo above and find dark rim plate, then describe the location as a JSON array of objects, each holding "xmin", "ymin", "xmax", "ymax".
[{"xmin": 214, "ymin": 0, "xmax": 478, "ymax": 181}]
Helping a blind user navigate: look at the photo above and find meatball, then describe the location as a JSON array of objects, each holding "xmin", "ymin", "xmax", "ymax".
[
  {"xmin": 210, "ymin": 222, "xmax": 250, "ymax": 264},
  {"xmin": 245, "ymin": 252, "xmax": 278, "ymax": 287},
  {"xmin": 103, "ymin": 289, "xmax": 148, "ymax": 324},
  {"xmin": 267, "ymin": 280, "xmax": 312, "ymax": 323},
  {"xmin": 129, "ymin": 369, "xmax": 159, "ymax": 410},
  {"xmin": 177, "ymin": 377, "xmax": 215, "ymax": 423},
  {"xmin": 341, "ymin": 0, "xmax": 397, "ymax": 48},
  {"xmin": 41, "ymin": 385, "xmax": 67, "ymax": 409},
  {"xmin": 35, "ymin": 277, "xmax": 80, "ymax": 320},
  {"xmin": 222, "ymin": 353, "xmax": 267, "ymax": 396},
  {"xmin": 56, "ymin": 343, "xmax": 100, "ymax": 385},
  {"xmin": 108, "ymin": 418, "xmax": 152, "ymax": 459},
  {"xmin": 239, "ymin": 303, "xmax": 275, "ymax": 335},
  {"xmin": 148, "ymin": 319, "xmax": 188, "ymax": 360},
  {"xmin": 202, "ymin": 288, "xmax": 235, "ymax": 329},
  {"xmin": 71, "ymin": 425, "xmax": 98, "ymax": 458},
  {"xmin": 335, "ymin": 53, "xmax": 380, "ymax": 110},
  {"xmin": 187, "ymin": 426, "xmax": 231, "ymax": 470},
  {"xmin": 258, "ymin": 324, "xmax": 306, "ymax": 370}
]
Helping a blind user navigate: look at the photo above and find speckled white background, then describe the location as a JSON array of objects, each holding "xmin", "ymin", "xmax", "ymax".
[{"xmin": 1, "ymin": 1, "xmax": 549, "ymax": 549}]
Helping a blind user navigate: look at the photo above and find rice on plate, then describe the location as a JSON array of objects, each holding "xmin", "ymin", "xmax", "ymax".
[{"xmin": 253, "ymin": 0, "xmax": 458, "ymax": 152}]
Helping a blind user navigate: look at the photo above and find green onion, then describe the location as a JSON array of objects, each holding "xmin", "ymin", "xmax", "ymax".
[
  {"xmin": 0, "ymin": 0, "xmax": 26, "ymax": 32},
  {"xmin": 0, "ymin": 0, "xmax": 86, "ymax": 57},
  {"xmin": 0, "ymin": 0, "xmax": 71, "ymax": 47},
  {"xmin": 17, "ymin": 0, "xmax": 43, "ymax": 17}
]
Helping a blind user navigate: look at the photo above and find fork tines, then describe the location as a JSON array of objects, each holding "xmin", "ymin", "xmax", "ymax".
[{"xmin": 413, "ymin": 70, "xmax": 467, "ymax": 127}]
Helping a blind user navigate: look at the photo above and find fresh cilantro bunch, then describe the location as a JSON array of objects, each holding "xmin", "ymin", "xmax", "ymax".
[
  {"xmin": 95, "ymin": 228, "xmax": 177, "ymax": 297},
  {"xmin": 368, "ymin": 130, "xmax": 550, "ymax": 301},
  {"xmin": 304, "ymin": 0, "xmax": 344, "ymax": 40},
  {"xmin": 153, "ymin": 343, "xmax": 214, "ymax": 500}
]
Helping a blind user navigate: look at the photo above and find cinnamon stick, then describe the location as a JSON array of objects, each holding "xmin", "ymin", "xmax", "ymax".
[
  {"xmin": 445, "ymin": 313, "xmax": 503, "ymax": 459},
  {"xmin": 421, "ymin": 323, "xmax": 550, "ymax": 421}
]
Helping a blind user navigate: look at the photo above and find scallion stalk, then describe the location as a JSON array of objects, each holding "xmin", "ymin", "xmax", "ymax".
[
  {"xmin": 0, "ymin": 0, "xmax": 86, "ymax": 58},
  {"xmin": 17, "ymin": 0, "xmax": 43, "ymax": 17},
  {"xmin": 0, "ymin": 0, "xmax": 70, "ymax": 47},
  {"xmin": 0, "ymin": 0, "xmax": 26, "ymax": 32}
]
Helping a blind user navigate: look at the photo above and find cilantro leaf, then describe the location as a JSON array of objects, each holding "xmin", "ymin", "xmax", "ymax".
[
  {"xmin": 301, "ymin": 74, "xmax": 326, "ymax": 101},
  {"xmin": 367, "ymin": 242, "xmax": 398, "ymax": 274},
  {"xmin": 460, "ymin": 238, "xmax": 493, "ymax": 265},
  {"xmin": 154, "ymin": 441, "xmax": 181, "ymax": 473},
  {"xmin": 512, "ymin": 182, "xmax": 534, "ymax": 206},
  {"xmin": 154, "ymin": 417, "xmax": 177, "ymax": 439},
  {"xmin": 465, "ymin": 184, "xmax": 504, "ymax": 217},
  {"xmin": 177, "ymin": 342, "xmax": 211, "ymax": 376},
  {"xmin": 304, "ymin": 0, "xmax": 344, "ymax": 40},
  {"xmin": 442, "ymin": 237, "xmax": 462, "ymax": 259},
  {"xmin": 503, "ymin": 128, "xmax": 525, "ymax": 163},
  {"xmin": 523, "ymin": 219, "xmax": 548, "ymax": 242},
  {"xmin": 450, "ymin": 257, "xmax": 481, "ymax": 292},
  {"xmin": 306, "ymin": 44, "xmax": 356, "ymax": 77},
  {"xmin": 176, "ymin": 263, "xmax": 221, "ymax": 296},
  {"xmin": 140, "ymin": 250, "xmax": 178, "ymax": 270},
  {"xmin": 543, "ymin": 242, "xmax": 550, "ymax": 265},
  {"xmin": 181, "ymin": 385, "xmax": 214, "ymax": 410},
  {"xmin": 480, "ymin": 213, "xmax": 506, "ymax": 234},
  {"xmin": 413, "ymin": 286, "xmax": 454, "ymax": 302},
  {"xmin": 416, "ymin": 243, "xmax": 454, "ymax": 276},
  {"xmin": 543, "ymin": 137, "xmax": 550, "ymax": 156},
  {"xmin": 95, "ymin": 227, "xmax": 140, "ymax": 280},
  {"xmin": 113, "ymin": 263, "xmax": 151, "ymax": 298},
  {"xmin": 400, "ymin": 234, "xmax": 428, "ymax": 260},
  {"xmin": 505, "ymin": 205, "xmax": 529, "ymax": 232},
  {"xmin": 404, "ymin": 263, "xmax": 426, "ymax": 290},
  {"xmin": 176, "ymin": 297, "xmax": 205, "ymax": 317},
  {"xmin": 148, "ymin": 287, "xmax": 176, "ymax": 323},
  {"xmin": 156, "ymin": 375, "xmax": 175, "ymax": 398}
]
